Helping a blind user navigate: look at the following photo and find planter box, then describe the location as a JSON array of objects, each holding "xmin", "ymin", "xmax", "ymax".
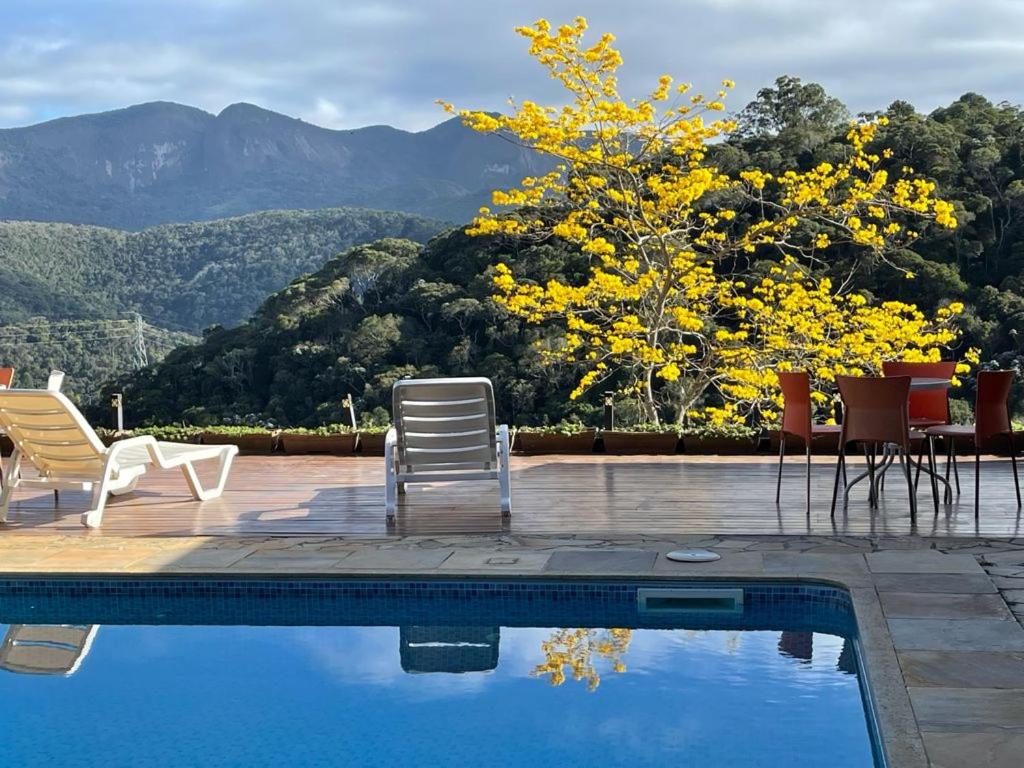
[
  {"xmin": 600, "ymin": 431, "xmax": 680, "ymax": 455},
  {"xmin": 514, "ymin": 429, "xmax": 596, "ymax": 455},
  {"xmin": 201, "ymin": 432, "xmax": 278, "ymax": 454},
  {"xmin": 280, "ymin": 433, "xmax": 357, "ymax": 455},
  {"xmin": 683, "ymin": 436, "xmax": 757, "ymax": 455},
  {"xmin": 357, "ymin": 432, "xmax": 388, "ymax": 456}
]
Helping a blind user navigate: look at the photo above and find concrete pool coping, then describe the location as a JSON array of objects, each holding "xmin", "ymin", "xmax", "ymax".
[{"xmin": 2, "ymin": 533, "xmax": 1023, "ymax": 767}]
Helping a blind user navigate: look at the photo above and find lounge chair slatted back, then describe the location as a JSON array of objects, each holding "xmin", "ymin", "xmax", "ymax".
[
  {"xmin": 0, "ymin": 389, "xmax": 237, "ymax": 528},
  {"xmin": 0, "ymin": 625, "xmax": 98, "ymax": 676},
  {"xmin": 385, "ymin": 377, "xmax": 511, "ymax": 521},
  {"xmin": 0, "ymin": 392, "xmax": 106, "ymax": 478},
  {"xmin": 394, "ymin": 380, "xmax": 497, "ymax": 471}
]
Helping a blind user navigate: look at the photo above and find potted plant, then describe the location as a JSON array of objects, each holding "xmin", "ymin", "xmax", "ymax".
[
  {"xmin": 514, "ymin": 422, "xmax": 596, "ymax": 454},
  {"xmin": 94, "ymin": 427, "xmax": 135, "ymax": 447},
  {"xmin": 357, "ymin": 425, "xmax": 390, "ymax": 456},
  {"xmin": 600, "ymin": 423, "xmax": 681, "ymax": 454},
  {"xmin": 134, "ymin": 425, "xmax": 203, "ymax": 444},
  {"xmin": 279, "ymin": 424, "xmax": 358, "ymax": 455},
  {"xmin": 201, "ymin": 425, "xmax": 279, "ymax": 454},
  {"xmin": 682, "ymin": 423, "xmax": 759, "ymax": 455}
]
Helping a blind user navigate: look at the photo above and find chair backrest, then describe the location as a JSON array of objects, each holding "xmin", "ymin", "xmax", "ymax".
[
  {"xmin": 392, "ymin": 377, "xmax": 497, "ymax": 472},
  {"xmin": 0, "ymin": 625, "xmax": 98, "ymax": 676},
  {"xmin": 975, "ymin": 370, "xmax": 1015, "ymax": 446},
  {"xmin": 0, "ymin": 390, "xmax": 106, "ymax": 479},
  {"xmin": 777, "ymin": 371, "xmax": 812, "ymax": 442},
  {"xmin": 882, "ymin": 360, "xmax": 956, "ymax": 424},
  {"xmin": 0, "ymin": 368, "xmax": 13, "ymax": 390},
  {"xmin": 836, "ymin": 375, "xmax": 912, "ymax": 448}
]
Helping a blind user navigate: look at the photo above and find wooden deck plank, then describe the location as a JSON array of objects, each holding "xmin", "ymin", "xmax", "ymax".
[{"xmin": 0, "ymin": 454, "xmax": 1021, "ymax": 538}]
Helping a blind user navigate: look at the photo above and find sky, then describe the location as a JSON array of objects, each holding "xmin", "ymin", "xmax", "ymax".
[{"xmin": 1, "ymin": 0, "xmax": 1022, "ymax": 132}]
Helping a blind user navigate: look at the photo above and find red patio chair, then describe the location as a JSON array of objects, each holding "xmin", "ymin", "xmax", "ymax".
[
  {"xmin": 776, "ymin": 371, "xmax": 842, "ymax": 513},
  {"xmin": 830, "ymin": 375, "xmax": 933, "ymax": 522},
  {"xmin": 925, "ymin": 370, "xmax": 1020, "ymax": 519},
  {"xmin": 882, "ymin": 360, "xmax": 956, "ymax": 428}
]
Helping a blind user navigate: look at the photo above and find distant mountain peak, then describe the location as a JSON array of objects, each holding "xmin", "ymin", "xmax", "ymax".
[{"xmin": 0, "ymin": 100, "xmax": 549, "ymax": 228}]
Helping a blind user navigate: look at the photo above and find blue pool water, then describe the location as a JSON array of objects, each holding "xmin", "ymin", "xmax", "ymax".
[{"xmin": 0, "ymin": 579, "xmax": 881, "ymax": 767}]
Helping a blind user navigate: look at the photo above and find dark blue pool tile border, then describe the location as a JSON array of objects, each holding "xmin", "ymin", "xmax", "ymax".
[{"xmin": 0, "ymin": 578, "xmax": 858, "ymax": 637}]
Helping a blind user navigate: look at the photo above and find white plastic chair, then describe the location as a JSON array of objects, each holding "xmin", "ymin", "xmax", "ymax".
[
  {"xmin": 0, "ymin": 389, "xmax": 237, "ymax": 528},
  {"xmin": 0, "ymin": 625, "xmax": 98, "ymax": 676},
  {"xmin": 385, "ymin": 377, "xmax": 511, "ymax": 522}
]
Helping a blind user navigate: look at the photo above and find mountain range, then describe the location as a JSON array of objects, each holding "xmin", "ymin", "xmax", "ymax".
[{"xmin": 0, "ymin": 101, "xmax": 546, "ymax": 229}]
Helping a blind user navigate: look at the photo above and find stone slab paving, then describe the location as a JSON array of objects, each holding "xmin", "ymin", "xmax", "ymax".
[{"xmin": 4, "ymin": 532, "xmax": 1024, "ymax": 766}]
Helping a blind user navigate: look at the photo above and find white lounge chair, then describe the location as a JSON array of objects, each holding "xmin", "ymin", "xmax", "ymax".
[
  {"xmin": 0, "ymin": 625, "xmax": 98, "ymax": 676},
  {"xmin": 385, "ymin": 377, "xmax": 511, "ymax": 521},
  {"xmin": 0, "ymin": 389, "xmax": 237, "ymax": 528}
]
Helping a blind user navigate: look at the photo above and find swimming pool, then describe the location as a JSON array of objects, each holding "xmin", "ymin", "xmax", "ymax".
[{"xmin": 0, "ymin": 578, "xmax": 882, "ymax": 767}]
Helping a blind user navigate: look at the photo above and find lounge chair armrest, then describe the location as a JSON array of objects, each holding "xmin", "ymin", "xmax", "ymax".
[
  {"xmin": 104, "ymin": 434, "xmax": 159, "ymax": 461},
  {"xmin": 385, "ymin": 426, "xmax": 398, "ymax": 453},
  {"xmin": 104, "ymin": 438, "xmax": 160, "ymax": 468}
]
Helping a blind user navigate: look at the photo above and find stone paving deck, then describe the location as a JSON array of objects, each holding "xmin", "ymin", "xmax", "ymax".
[{"xmin": 1, "ymin": 532, "xmax": 1023, "ymax": 766}]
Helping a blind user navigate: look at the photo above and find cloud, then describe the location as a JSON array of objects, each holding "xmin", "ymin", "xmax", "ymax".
[{"xmin": 0, "ymin": 1, "xmax": 1020, "ymax": 131}]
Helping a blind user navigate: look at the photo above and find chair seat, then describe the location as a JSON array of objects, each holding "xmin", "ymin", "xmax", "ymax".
[{"xmin": 925, "ymin": 424, "xmax": 975, "ymax": 440}]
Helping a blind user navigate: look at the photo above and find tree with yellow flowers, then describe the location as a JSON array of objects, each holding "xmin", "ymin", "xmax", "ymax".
[{"xmin": 442, "ymin": 17, "xmax": 963, "ymax": 425}]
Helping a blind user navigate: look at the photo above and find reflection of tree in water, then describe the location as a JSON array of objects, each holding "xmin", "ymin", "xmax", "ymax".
[{"xmin": 533, "ymin": 628, "xmax": 632, "ymax": 691}]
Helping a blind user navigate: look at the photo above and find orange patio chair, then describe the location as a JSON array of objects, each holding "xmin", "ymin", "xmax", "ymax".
[
  {"xmin": 925, "ymin": 370, "xmax": 1020, "ymax": 519},
  {"xmin": 776, "ymin": 371, "xmax": 842, "ymax": 513}
]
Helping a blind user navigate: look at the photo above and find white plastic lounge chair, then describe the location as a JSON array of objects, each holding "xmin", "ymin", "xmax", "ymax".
[
  {"xmin": 0, "ymin": 389, "xmax": 237, "ymax": 528},
  {"xmin": 385, "ymin": 377, "xmax": 511, "ymax": 521},
  {"xmin": 0, "ymin": 625, "xmax": 98, "ymax": 676}
]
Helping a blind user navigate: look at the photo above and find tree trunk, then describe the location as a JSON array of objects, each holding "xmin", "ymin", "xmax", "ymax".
[{"xmin": 642, "ymin": 367, "xmax": 659, "ymax": 425}]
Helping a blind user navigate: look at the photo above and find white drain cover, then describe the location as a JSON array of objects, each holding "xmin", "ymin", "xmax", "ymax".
[{"xmin": 666, "ymin": 549, "xmax": 721, "ymax": 563}]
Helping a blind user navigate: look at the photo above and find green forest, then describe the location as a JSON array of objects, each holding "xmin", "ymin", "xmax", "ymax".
[
  {"xmin": 0, "ymin": 207, "xmax": 444, "ymax": 331},
  {"xmin": 101, "ymin": 83, "xmax": 1024, "ymax": 428},
  {"xmin": 0, "ymin": 207, "xmax": 444, "ymax": 396}
]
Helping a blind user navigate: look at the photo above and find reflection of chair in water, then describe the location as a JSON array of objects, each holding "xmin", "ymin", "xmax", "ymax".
[
  {"xmin": 777, "ymin": 631, "xmax": 813, "ymax": 663},
  {"xmin": 0, "ymin": 625, "xmax": 98, "ymax": 676},
  {"xmin": 836, "ymin": 639, "xmax": 857, "ymax": 676},
  {"xmin": 399, "ymin": 626, "xmax": 499, "ymax": 674}
]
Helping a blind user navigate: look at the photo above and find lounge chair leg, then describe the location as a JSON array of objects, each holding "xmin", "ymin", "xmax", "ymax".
[
  {"xmin": 775, "ymin": 434, "xmax": 785, "ymax": 505},
  {"xmin": 0, "ymin": 452, "xmax": 22, "ymax": 523},
  {"xmin": 180, "ymin": 448, "xmax": 237, "ymax": 501},
  {"xmin": 82, "ymin": 476, "xmax": 112, "ymax": 528},
  {"xmin": 951, "ymin": 446, "xmax": 961, "ymax": 495},
  {"xmin": 497, "ymin": 424, "xmax": 512, "ymax": 517},
  {"xmin": 384, "ymin": 428, "xmax": 398, "ymax": 521}
]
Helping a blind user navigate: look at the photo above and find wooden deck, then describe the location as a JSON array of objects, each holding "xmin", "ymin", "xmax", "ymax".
[{"xmin": 0, "ymin": 454, "xmax": 1021, "ymax": 538}]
